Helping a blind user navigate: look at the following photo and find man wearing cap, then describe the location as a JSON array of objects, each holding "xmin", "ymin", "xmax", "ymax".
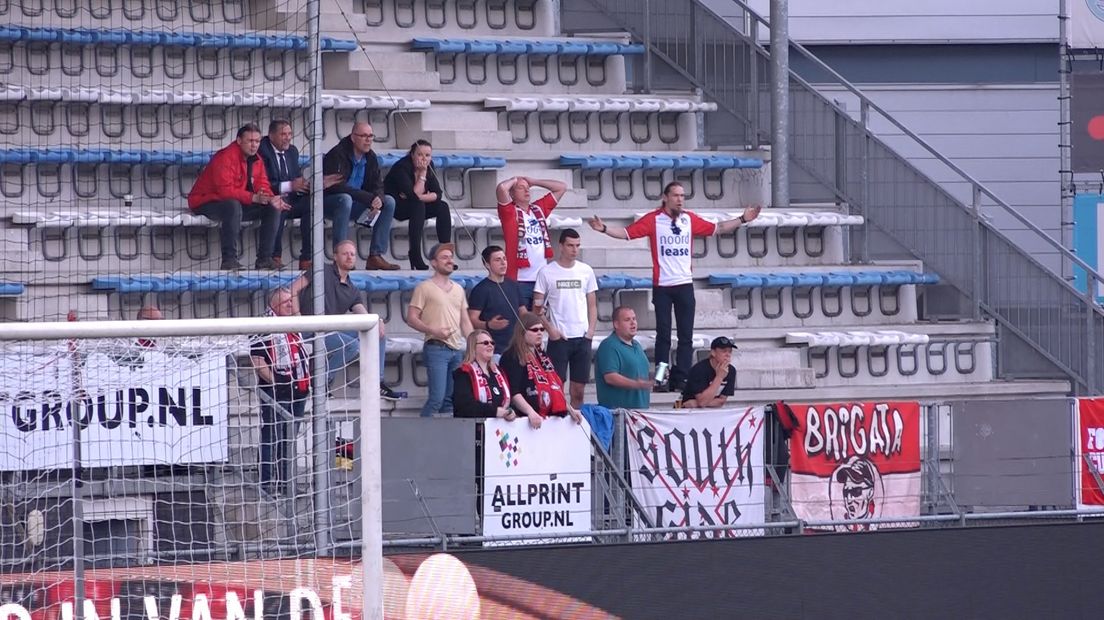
[
  {"xmin": 680, "ymin": 336, "xmax": 737, "ymax": 408},
  {"xmin": 595, "ymin": 306, "xmax": 651, "ymax": 410},
  {"xmin": 407, "ymin": 243, "xmax": 474, "ymax": 417}
]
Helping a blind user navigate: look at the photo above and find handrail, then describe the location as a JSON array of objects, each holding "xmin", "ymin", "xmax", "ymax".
[
  {"xmin": 721, "ymin": 0, "xmax": 1104, "ymax": 291},
  {"xmin": 574, "ymin": 0, "xmax": 1103, "ymax": 391}
]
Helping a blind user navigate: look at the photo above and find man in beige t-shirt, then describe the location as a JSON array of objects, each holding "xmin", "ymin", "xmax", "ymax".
[{"xmin": 407, "ymin": 243, "xmax": 473, "ymax": 417}]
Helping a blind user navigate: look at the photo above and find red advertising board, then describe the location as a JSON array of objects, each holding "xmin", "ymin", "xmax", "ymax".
[
  {"xmin": 1076, "ymin": 398, "xmax": 1104, "ymax": 508},
  {"xmin": 789, "ymin": 401, "xmax": 922, "ymax": 530}
]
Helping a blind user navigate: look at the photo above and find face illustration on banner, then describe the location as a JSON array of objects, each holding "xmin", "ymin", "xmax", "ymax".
[{"xmin": 829, "ymin": 456, "xmax": 884, "ymax": 529}]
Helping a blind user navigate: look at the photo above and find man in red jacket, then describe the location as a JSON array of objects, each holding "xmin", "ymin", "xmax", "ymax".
[{"xmin": 188, "ymin": 124, "xmax": 290, "ymax": 270}]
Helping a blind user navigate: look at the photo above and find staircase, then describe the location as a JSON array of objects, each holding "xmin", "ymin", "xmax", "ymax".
[{"xmin": 571, "ymin": 0, "xmax": 1104, "ymax": 394}]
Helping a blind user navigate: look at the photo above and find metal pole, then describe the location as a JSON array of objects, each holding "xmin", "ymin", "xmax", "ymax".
[
  {"xmin": 360, "ymin": 326, "xmax": 383, "ymax": 620},
  {"xmin": 643, "ymin": 0, "xmax": 652, "ymax": 93},
  {"xmin": 768, "ymin": 0, "xmax": 790, "ymax": 208},
  {"xmin": 70, "ymin": 350, "xmax": 85, "ymax": 620},
  {"xmin": 306, "ymin": 0, "xmax": 331, "ymax": 555},
  {"xmin": 748, "ymin": 17, "xmax": 761, "ymax": 149},
  {"xmin": 1058, "ymin": 0, "xmax": 1073, "ymax": 282}
]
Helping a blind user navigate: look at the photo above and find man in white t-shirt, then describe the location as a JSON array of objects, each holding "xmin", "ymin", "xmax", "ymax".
[
  {"xmin": 533, "ymin": 228, "xmax": 597, "ymax": 408},
  {"xmin": 588, "ymin": 181, "xmax": 761, "ymax": 391},
  {"xmin": 496, "ymin": 176, "xmax": 568, "ymax": 309}
]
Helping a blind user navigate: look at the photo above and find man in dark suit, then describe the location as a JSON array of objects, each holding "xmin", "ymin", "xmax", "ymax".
[
  {"xmin": 322, "ymin": 122, "xmax": 400, "ymax": 270},
  {"xmin": 260, "ymin": 120, "xmax": 386, "ymax": 270}
]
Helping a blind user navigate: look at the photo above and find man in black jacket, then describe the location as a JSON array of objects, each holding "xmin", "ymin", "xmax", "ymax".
[
  {"xmin": 321, "ymin": 122, "xmax": 400, "ymax": 270},
  {"xmin": 259, "ymin": 120, "xmax": 363, "ymax": 270}
]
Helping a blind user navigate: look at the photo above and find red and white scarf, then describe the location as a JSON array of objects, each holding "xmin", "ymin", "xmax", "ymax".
[
  {"xmin": 527, "ymin": 348, "xmax": 567, "ymax": 417},
  {"xmin": 458, "ymin": 361, "xmax": 511, "ymax": 407},
  {"xmin": 514, "ymin": 203, "xmax": 553, "ymax": 269}
]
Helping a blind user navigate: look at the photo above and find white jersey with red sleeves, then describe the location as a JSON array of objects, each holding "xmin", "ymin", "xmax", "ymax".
[{"xmin": 625, "ymin": 208, "xmax": 717, "ymax": 287}]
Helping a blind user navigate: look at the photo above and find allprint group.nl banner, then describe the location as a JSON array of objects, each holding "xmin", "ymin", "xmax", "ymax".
[
  {"xmin": 626, "ymin": 407, "xmax": 766, "ymax": 538},
  {"xmin": 789, "ymin": 401, "xmax": 921, "ymax": 531}
]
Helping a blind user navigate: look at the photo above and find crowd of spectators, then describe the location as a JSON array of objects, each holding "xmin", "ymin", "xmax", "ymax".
[{"xmin": 184, "ymin": 124, "xmax": 763, "ymax": 484}]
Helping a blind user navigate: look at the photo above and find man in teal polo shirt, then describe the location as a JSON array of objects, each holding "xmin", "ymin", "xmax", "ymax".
[{"xmin": 595, "ymin": 306, "xmax": 652, "ymax": 409}]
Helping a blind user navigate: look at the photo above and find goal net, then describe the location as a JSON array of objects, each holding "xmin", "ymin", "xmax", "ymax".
[{"xmin": 0, "ymin": 314, "xmax": 383, "ymax": 620}]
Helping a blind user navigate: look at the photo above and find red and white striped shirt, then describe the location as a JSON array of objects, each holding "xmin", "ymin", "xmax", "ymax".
[{"xmin": 626, "ymin": 208, "xmax": 717, "ymax": 287}]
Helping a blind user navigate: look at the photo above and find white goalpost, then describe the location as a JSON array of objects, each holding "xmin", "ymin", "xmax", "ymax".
[{"xmin": 0, "ymin": 314, "xmax": 384, "ymax": 620}]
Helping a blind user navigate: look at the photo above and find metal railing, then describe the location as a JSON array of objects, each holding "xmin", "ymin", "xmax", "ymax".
[{"xmin": 575, "ymin": 0, "xmax": 1104, "ymax": 394}]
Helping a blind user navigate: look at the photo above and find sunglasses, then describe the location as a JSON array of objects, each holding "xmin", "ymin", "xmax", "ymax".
[
  {"xmin": 527, "ymin": 326, "xmax": 545, "ymax": 333},
  {"xmin": 476, "ymin": 341, "xmax": 495, "ymax": 346}
]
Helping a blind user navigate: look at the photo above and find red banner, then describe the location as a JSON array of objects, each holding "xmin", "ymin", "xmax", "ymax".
[
  {"xmin": 1076, "ymin": 398, "xmax": 1104, "ymax": 508},
  {"xmin": 789, "ymin": 401, "xmax": 921, "ymax": 531}
]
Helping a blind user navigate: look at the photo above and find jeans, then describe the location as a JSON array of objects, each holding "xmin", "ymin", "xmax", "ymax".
[
  {"xmin": 421, "ymin": 341, "xmax": 463, "ymax": 417},
  {"xmin": 277, "ymin": 193, "xmax": 355, "ymax": 259},
  {"xmin": 349, "ymin": 193, "xmax": 396, "ymax": 257},
  {"xmin": 393, "ymin": 195, "xmax": 451, "ymax": 268},
  {"xmin": 653, "ymin": 283, "xmax": 696, "ymax": 386},
  {"xmin": 325, "ymin": 330, "xmax": 387, "ymax": 387},
  {"xmin": 194, "ymin": 199, "xmax": 280, "ymax": 262},
  {"xmin": 259, "ymin": 386, "xmax": 307, "ymax": 489}
]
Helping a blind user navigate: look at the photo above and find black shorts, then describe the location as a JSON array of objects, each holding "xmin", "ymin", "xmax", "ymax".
[{"xmin": 545, "ymin": 337, "xmax": 592, "ymax": 385}]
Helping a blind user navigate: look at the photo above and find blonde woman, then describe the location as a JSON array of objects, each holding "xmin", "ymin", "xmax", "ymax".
[
  {"xmin": 499, "ymin": 314, "xmax": 584, "ymax": 427},
  {"xmin": 453, "ymin": 330, "xmax": 524, "ymax": 423}
]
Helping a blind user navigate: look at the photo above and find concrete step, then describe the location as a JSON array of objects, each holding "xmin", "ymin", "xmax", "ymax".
[
  {"xmin": 406, "ymin": 109, "xmax": 501, "ymax": 132},
  {"xmin": 323, "ymin": 56, "xmax": 441, "ymax": 92},
  {"xmin": 346, "ymin": 51, "xmax": 432, "ymax": 74},
  {"xmin": 396, "ymin": 127, "xmax": 515, "ymax": 151}
]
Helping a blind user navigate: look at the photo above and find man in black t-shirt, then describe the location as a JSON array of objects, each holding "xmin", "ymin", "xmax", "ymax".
[
  {"xmin": 467, "ymin": 245, "xmax": 527, "ymax": 355},
  {"xmin": 680, "ymin": 336, "xmax": 737, "ymax": 408}
]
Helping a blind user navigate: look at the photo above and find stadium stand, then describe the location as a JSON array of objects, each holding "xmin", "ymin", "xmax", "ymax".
[{"xmin": 0, "ymin": 0, "xmax": 1080, "ymax": 582}]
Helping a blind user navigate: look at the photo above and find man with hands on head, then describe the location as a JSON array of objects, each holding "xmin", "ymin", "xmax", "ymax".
[
  {"xmin": 588, "ymin": 182, "xmax": 761, "ymax": 392},
  {"xmin": 680, "ymin": 336, "xmax": 738, "ymax": 408},
  {"xmin": 496, "ymin": 175, "xmax": 567, "ymax": 309}
]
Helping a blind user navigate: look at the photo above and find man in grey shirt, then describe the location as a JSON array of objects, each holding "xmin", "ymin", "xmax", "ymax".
[{"xmin": 290, "ymin": 240, "xmax": 403, "ymax": 400}]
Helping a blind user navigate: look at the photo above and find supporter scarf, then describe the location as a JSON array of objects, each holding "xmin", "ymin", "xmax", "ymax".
[
  {"xmin": 527, "ymin": 348, "xmax": 567, "ymax": 417},
  {"xmin": 514, "ymin": 203, "xmax": 553, "ymax": 268},
  {"xmin": 458, "ymin": 362, "xmax": 511, "ymax": 407},
  {"xmin": 263, "ymin": 310, "xmax": 311, "ymax": 393},
  {"xmin": 268, "ymin": 330, "xmax": 311, "ymax": 394}
]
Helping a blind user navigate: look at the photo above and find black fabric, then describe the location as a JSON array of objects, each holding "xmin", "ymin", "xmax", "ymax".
[
  {"xmin": 680, "ymin": 358, "xmax": 736, "ymax": 402},
  {"xmin": 322, "ymin": 135, "xmax": 385, "ymax": 207},
  {"xmin": 452, "ymin": 367, "xmax": 507, "ymax": 418}
]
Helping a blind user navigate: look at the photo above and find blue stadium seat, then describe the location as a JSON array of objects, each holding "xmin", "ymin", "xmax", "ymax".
[
  {"xmin": 0, "ymin": 282, "xmax": 25, "ymax": 297},
  {"xmin": 2, "ymin": 25, "xmax": 355, "ymax": 52}
]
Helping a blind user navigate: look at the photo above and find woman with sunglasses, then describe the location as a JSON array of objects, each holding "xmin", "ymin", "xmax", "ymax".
[
  {"xmin": 453, "ymin": 330, "xmax": 533, "ymax": 424},
  {"xmin": 499, "ymin": 314, "xmax": 584, "ymax": 427}
]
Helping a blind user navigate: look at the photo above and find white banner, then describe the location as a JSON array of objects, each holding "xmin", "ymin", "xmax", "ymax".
[
  {"xmin": 482, "ymin": 417, "xmax": 592, "ymax": 545},
  {"xmin": 0, "ymin": 344, "xmax": 229, "ymax": 470},
  {"xmin": 1070, "ymin": 1, "xmax": 1104, "ymax": 49},
  {"xmin": 626, "ymin": 407, "xmax": 766, "ymax": 538}
]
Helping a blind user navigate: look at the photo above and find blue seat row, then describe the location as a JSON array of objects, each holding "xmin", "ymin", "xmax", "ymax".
[
  {"xmin": 0, "ymin": 282, "xmax": 24, "ymax": 296},
  {"xmin": 412, "ymin": 37, "xmax": 644, "ymax": 56},
  {"xmin": 92, "ymin": 274, "xmax": 485, "ymax": 294},
  {"xmin": 0, "ymin": 26, "xmax": 356, "ymax": 51},
  {"xmin": 597, "ymin": 273, "xmax": 652, "ymax": 290},
  {"xmin": 377, "ymin": 153, "xmax": 507, "ymax": 170},
  {"xmin": 0, "ymin": 149, "xmax": 507, "ymax": 170},
  {"xmin": 708, "ymin": 271, "xmax": 940, "ymax": 289},
  {"xmin": 559, "ymin": 154, "xmax": 764, "ymax": 171}
]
